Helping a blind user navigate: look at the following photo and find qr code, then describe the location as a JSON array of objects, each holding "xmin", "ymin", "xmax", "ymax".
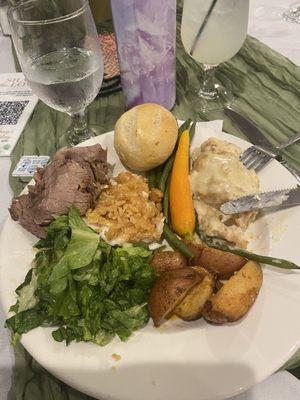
[{"xmin": 0, "ymin": 101, "xmax": 29, "ymax": 125}]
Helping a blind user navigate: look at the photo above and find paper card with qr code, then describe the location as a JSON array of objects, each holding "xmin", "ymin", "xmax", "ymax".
[
  {"xmin": 0, "ymin": 73, "xmax": 38, "ymax": 157},
  {"xmin": 12, "ymin": 156, "xmax": 50, "ymax": 177}
]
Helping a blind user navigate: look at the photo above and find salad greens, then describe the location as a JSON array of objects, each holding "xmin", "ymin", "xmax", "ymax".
[{"xmin": 6, "ymin": 206, "xmax": 156, "ymax": 346}]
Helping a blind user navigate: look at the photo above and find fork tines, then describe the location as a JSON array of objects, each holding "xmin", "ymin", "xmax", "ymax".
[{"xmin": 240, "ymin": 146, "xmax": 272, "ymax": 171}]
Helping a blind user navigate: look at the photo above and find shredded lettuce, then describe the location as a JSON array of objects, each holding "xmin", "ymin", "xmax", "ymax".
[
  {"xmin": 17, "ymin": 271, "xmax": 38, "ymax": 312},
  {"xmin": 6, "ymin": 205, "xmax": 156, "ymax": 346}
]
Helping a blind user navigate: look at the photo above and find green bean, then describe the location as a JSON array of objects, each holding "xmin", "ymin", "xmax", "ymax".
[
  {"xmin": 147, "ymin": 120, "xmax": 192, "ymax": 191},
  {"xmin": 163, "ymin": 223, "xmax": 195, "ymax": 259},
  {"xmin": 158, "ymin": 155, "xmax": 174, "ymax": 192},
  {"xmin": 146, "ymin": 170, "xmax": 157, "ymax": 189},
  {"xmin": 154, "ymin": 164, "xmax": 165, "ymax": 188},
  {"xmin": 189, "ymin": 121, "xmax": 196, "ymax": 144},
  {"xmin": 195, "ymin": 213, "xmax": 300, "ymax": 270},
  {"xmin": 163, "ymin": 176, "xmax": 171, "ymax": 223},
  {"xmin": 178, "ymin": 118, "xmax": 192, "ymax": 135}
]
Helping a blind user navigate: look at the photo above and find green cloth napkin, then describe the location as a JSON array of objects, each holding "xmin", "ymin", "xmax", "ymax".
[{"xmin": 7, "ymin": 2, "xmax": 300, "ymax": 399}]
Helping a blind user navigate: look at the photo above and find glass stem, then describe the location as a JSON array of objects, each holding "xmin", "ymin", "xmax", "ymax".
[
  {"xmin": 71, "ymin": 110, "xmax": 88, "ymax": 136},
  {"xmin": 68, "ymin": 109, "xmax": 94, "ymax": 146},
  {"xmin": 199, "ymin": 64, "xmax": 218, "ymax": 99}
]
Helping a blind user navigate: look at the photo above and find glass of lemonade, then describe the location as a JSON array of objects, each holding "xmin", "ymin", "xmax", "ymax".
[
  {"xmin": 181, "ymin": 0, "xmax": 249, "ymax": 112},
  {"xmin": 8, "ymin": 0, "xmax": 103, "ymax": 145}
]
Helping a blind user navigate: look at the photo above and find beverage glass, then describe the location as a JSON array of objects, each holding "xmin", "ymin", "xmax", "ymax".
[
  {"xmin": 181, "ymin": 0, "xmax": 249, "ymax": 112},
  {"xmin": 110, "ymin": 0, "xmax": 176, "ymax": 110},
  {"xmin": 282, "ymin": 3, "xmax": 300, "ymax": 23},
  {"xmin": 8, "ymin": 0, "xmax": 104, "ymax": 145}
]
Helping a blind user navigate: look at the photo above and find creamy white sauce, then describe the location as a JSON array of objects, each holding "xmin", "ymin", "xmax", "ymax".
[
  {"xmin": 190, "ymin": 145, "xmax": 259, "ymax": 204},
  {"xmin": 190, "ymin": 138, "xmax": 260, "ymax": 247}
]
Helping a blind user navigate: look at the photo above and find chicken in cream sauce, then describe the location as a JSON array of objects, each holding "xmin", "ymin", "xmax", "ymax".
[{"xmin": 190, "ymin": 138, "xmax": 259, "ymax": 248}]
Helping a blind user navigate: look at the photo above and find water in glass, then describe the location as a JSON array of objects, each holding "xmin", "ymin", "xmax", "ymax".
[
  {"xmin": 26, "ymin": 48, "xmax": 103, "ymax": 114},
  {"xmin": 9, "ymin": 0, "xmax": 103, "ymax": 145}
]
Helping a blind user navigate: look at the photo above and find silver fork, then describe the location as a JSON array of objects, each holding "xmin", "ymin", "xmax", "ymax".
[{"xmin": 240, "ymin": 132, "xmax": 300, "ymax": 171}]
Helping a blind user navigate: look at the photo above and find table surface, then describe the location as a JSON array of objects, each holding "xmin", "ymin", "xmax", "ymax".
[{"xmin": 0, "ymin": 1, "xmax": 300, "ymax": 399}]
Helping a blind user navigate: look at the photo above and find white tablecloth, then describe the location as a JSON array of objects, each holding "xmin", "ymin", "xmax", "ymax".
[
  {"xmin": 0, "ymin": 1, "xmax": 300, "ymax": 399},
  {"xmin": 249, "ymin": 0, "xmax": 300, "ymax": 66}
]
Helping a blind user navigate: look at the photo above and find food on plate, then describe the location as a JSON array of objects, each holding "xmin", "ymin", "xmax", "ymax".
[
  {"xmin": 169, "ymin": 129, "xmax": 195, "ymax": 240},
  {"xmin": 190, "ymin": 137, "xmax": 259, "ymax": 203},
  {"xmin": 148, "ymin": 268, "xmax": 202, "ymax": 327},
  {"xmin": 151, "ymin": 251, "xmax": 187, "ymax": 275},
  {"xmin": 6, "ymin": 206, "xmax": 156, "ymax": 346},
  {"xmin": 202, "ymin": 261, "xmax": 263, "ymax": 323},
  {"xmin": 147, "ymin": 129, "xmax": 266, "ymax": 328},
  {"xmin": 163, "ymin": 223, "xmax": 196, "ymax": 258},
  {"xmin": 184, "ymin": 241, "xmax": 204, "ymax": 264},
  {"xmin": 196, "ymin": 220, "xmax": 299, "ymax": 269},
  {"xmin": 153, "ymin": 119, "xmax": 193, "ymax": 194},
  {"xmin": 174, "ymin": 267, "xmax": 215, "ymax": 321},
  {"xmin": 86, "ymin": 172, "xmax": 164, "ymax": 244},
  {"xmin": 9, "ymin": 144, "xmax": 110, "ymax": 238},
  {"xmin": 190, "ymin": 138, "xmax": 259, "ymax": 247},
  {"xmin": 198, "ymin": 246, "xmax": 246, "ymax": 279},
  {"xmin": 6, "ymin": 114, "xmax": 299, "ymax": 347},
  {"xmin": 114, "ymin": 103, "xmax": 178, "ymax": 171},
  {"xmin": 184, "ymin": 241, "xmax": 246, "ymax": 279}
]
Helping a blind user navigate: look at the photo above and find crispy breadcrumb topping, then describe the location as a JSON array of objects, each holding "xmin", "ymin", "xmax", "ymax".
[{"xmin": 86, "ymin": 172, "xmax": 164, "ymax": 244}]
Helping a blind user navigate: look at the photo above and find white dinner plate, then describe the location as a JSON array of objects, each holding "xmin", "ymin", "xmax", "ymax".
[{"xmin": 1, "ymin": 122, "xmax": 300, "ymax": 400}]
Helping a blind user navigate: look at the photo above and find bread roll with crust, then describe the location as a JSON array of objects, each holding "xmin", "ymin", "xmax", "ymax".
[{"xmin": 114, "ymin": 103, "xmax": 178, "ymax": 171}]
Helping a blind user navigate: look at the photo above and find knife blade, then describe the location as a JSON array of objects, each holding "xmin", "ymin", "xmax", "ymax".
[
  {"xmin": 220, "ymin": 187, "xmax": 300, "ymax": 214},
  {"xmin": 224, "ymin": 108, "xmax": 277, "ymax": 151},
  {"xmin": 224, "ymin": 108, "xmax": 300, "ymax": 182}
]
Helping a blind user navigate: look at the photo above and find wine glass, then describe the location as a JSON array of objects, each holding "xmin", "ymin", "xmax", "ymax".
[
  {"xmin": 181, "ymin": 0, "xmax": 249, "ymax": 112},
  {"xmin": 282, "ymin": 3, "xmax": 300, "ymax": 23},
  {"xmin": 8, "ymin": 0, "xmax": 104, "ymax": 145}
]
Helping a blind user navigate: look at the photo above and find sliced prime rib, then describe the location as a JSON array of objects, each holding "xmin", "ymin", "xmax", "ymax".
[{"xmin": 9, "ymin": 144, "xmax": 110, "ymax": 238}]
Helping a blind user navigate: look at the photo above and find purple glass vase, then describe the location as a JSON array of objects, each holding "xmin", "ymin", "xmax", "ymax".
[{"xmin": 110, "ymin": 0, "xmax": 176, "ymax": 110}]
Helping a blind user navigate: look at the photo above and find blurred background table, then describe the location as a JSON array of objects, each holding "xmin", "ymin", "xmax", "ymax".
[{"xmin": 0, "ymin": 0, "xmax": 300, "ymax": 399}]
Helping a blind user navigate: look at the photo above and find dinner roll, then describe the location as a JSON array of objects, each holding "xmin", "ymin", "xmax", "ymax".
[{"xmin": 114, "ymin": 103, "xmax": 178, "ymax": 171}]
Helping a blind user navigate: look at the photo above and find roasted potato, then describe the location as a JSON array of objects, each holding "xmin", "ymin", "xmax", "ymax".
[
  {"xmin": 149, "ymin": 268, "xmax": 202, "ymax": 326},
  {"xmin": 202, "ymin": 261, "xmax": 263, "ymax": 323},
  {"xmin": 184, "ymin": 242, "xmax": 204, "ymax": 265},
  {"xmin": 151, "ymin": 251, "xmax": 187, "ymax": 275},
  {"xmin": 174, "ymin": 266, "xmax": 215, "ymax": 321},
  {"xmin": 199, "ymin": 246, "xmax": 246, "ymax": 279}
]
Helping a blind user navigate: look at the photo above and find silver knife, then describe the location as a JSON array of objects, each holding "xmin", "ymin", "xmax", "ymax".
[
  {"xmin": 220, "ymin": 187, "xmax": 300, "ymax": 214},
  {"xmin": 224, "ymin": 108, "xmax": 300, "ymax": 183}
]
